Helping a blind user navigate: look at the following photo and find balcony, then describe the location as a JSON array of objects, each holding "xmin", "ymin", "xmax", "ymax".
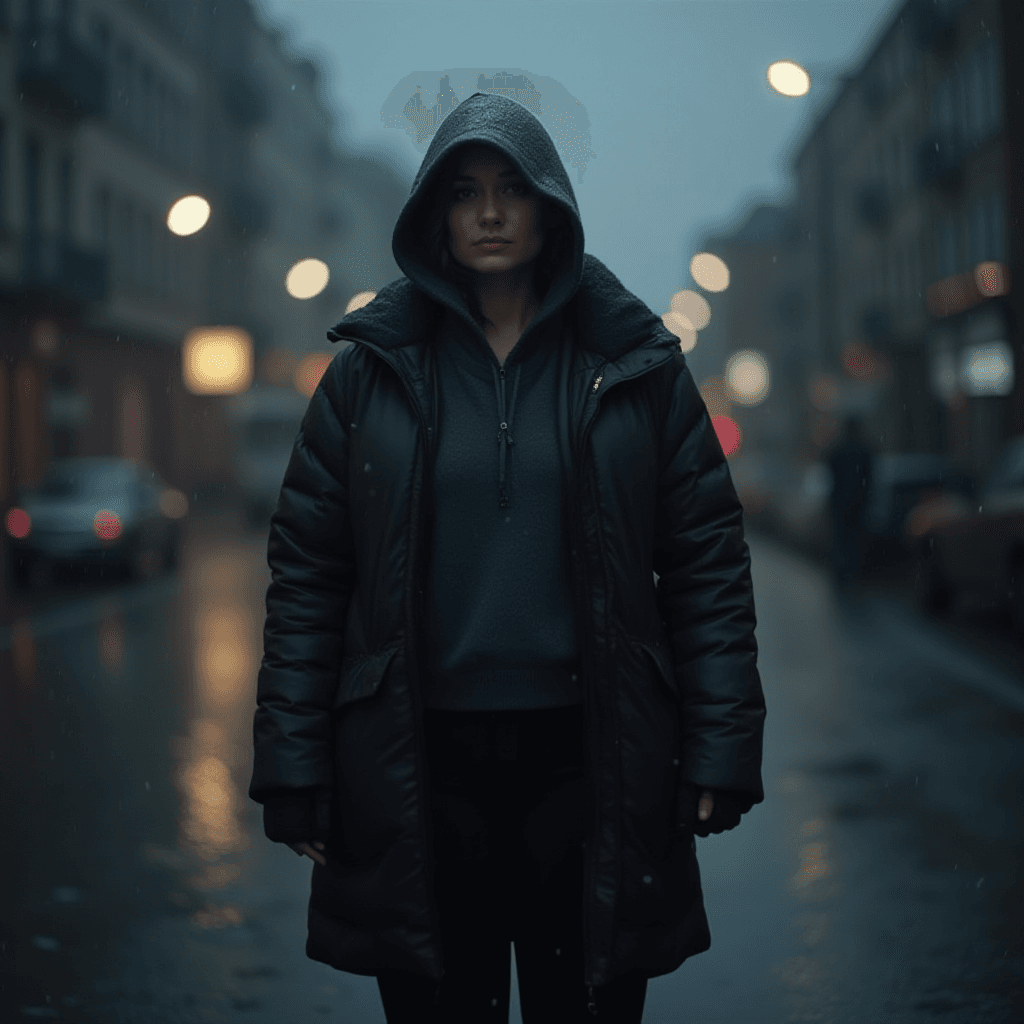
[
  {"xmin": 17, "ymin": 21, "xmax": 107, "ymax": 120},
  {"xmin": 19, "ymin": 233, "xmax": 108, "ymax": 305}
]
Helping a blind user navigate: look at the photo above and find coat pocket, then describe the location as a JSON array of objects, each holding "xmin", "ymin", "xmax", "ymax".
[
  {"xmin": 633, "ymin": 637, "xmax": 680, "ymax": 704},
  {"xmin": 332, "ymin": 643, "xmax": 401, "ymax": 710}
]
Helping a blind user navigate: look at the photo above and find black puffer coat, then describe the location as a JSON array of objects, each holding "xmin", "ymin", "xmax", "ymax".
[{"xmin": 250, "ymin": 92, "xmax": 766, "ymax": 991}]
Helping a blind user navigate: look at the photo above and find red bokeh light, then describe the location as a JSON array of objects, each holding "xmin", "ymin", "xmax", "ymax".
[
  {"xmin": 6, "ymin": 508, "xmax": 31, "ymax": 539},
  {"xmin": 841, "ymin": 341, "xmax": 875, "ymax": 379},
  {"xmin": 93, "ymin": 510, "xmax": 122, "ymax": 541},
  {"xmin": 711, "ymin": 415, "xmax": 742, "ymax": 457}
]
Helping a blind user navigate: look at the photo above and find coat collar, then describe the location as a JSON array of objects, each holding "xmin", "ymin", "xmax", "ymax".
[{"xmin": 327, "ymin": 254, "xmax": 681, "ymax": 388}]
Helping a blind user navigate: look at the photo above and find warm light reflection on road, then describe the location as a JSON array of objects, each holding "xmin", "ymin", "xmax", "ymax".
[{"xmin": 173, "ymin": 534, "xmax": 265, "ymax": 891}]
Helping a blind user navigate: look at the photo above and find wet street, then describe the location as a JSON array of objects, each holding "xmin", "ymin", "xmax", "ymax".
[{"xmin": 1, "ymin": 511, "xmax": 1022, "ymax": 1023}]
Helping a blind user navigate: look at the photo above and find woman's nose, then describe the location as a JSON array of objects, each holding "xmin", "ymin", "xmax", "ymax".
[{"xmin": 479, "ymin": 192, "xmax": 503, "ymax": 223}]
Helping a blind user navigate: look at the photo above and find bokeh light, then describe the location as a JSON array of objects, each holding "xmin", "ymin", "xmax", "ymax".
[
  {"xmin": 808, "ymin": 372, "xmax": 840, "ymax": 412},
  {"xmin": 974, "ymin": 261, "xmax": 1010, "ymax": 298},
  {"xmin": 690, "ymin": 252, "xmax": 730, "ymax": 292},
  {"xmin": 160, "ymin": 488, "xmax": 190, "ymax": 519},
  {"xmin": 346, "ymin": 291, "xmax": 377, "ymax": 314},
  {"xmin": 182, "ymin": 327, "xmax": 254, "ymax": 395},
  {"xmin": 662, "ymin": 311, "xmax": 697, "ymax": 353},
  {"xmin": 698, "ymin": 376, "xmax": 732, "ymax": 417},
  {"xmin": 167, "ymin": 195, "xmax": 211, "ymax": 237},
  {"xmin": 259, "ymin": 347, "xmax": 298, "ymax": 385},
  {"xmin": 6, "ymin": 508, "xmax": 31, "ymax": 539},
  {"xmin": 286, "ymin": 258, "xmax": 330, "ymax": 299},
  {"xmin": 711, "ymin": 415, "xmax": 742, "ymax": 457},
  {"xmin": 725, "ymin": 350, "xmax": 771, "ymax": 405},
  {"xmin": 92, "ymin": 509, "xmax": 122, "ymax": 541},
  {"xmin": 767, "ymin": 60, "xmax": 811, "ymax": 97},
  {"xmin": 840, "ymin": 341, "xmax": 876, "ymax": 380},
  {"xmin": 670, "ymin": 290, "xmax": 711, "ymax": 331},
  {"xmin": 294, "ymin": 352, "xmax": 333, "ymax": 398}
]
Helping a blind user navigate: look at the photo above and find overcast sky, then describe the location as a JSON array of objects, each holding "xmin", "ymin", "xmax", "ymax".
[{"xmin": 254, "ymin": 0, "xmax": 898, "ymax": 320}]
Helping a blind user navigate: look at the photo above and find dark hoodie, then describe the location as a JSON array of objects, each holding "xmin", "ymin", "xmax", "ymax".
[{"xmin": 385, "ymin": 92, "xmax": 588, "ymax": 711}]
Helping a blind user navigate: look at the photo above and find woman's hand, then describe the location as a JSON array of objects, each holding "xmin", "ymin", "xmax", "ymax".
[
  {"xmin": 697, "ymin": 790, "xmax": 714, "ymax": 823},
  {"xmin": 693, "ymin": 788, "xmax": 747, "ymax": 837},
  {"xmin": 287, "ymin": 840, "xmax": 327, "ymax": 865}
]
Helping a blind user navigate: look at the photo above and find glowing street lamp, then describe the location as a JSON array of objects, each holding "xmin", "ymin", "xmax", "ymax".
[
  {"xmin": 690, "ymin": 253, "xmax": 730, "ymax": 292},
  {"xmin": 725, "ymin": 350, "xmax": 771, "ymax": 405},
  {"xmin": 767, "ymin": 60, "xmax": 811, "ymax": 97},
  {"xmin": 182, "ymin": 327, "xmax": 253, "ymax": 395},
  {"xmin": 286, "ymin": 258, "xmax": 330, "ymax": 299},
  {"xmin": 167, "ymin": 195, "xmax": 211, "ymax": 237}
]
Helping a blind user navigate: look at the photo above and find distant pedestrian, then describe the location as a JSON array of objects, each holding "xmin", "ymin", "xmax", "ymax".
[
  {"xmin": 825, "ymin": 415, "xmax": 875, "ymax": 587},
  {"xmin": 249, "ymin": 92, "xmax": 766, "ymax": 1023}
]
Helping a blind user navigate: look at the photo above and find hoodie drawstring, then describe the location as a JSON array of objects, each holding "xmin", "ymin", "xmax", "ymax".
[{"xmin": 492, "ymin": 361, "xmax": 522, "ymax": 509}]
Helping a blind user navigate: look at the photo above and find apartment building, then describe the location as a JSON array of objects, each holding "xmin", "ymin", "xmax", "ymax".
[
  {"xmin": 790, "ymin": 0, "xmax": 1014, "ymax": 476},
  {"xmin": 0, "ymin": 0, "xmax": 409, "ymax": 522}
]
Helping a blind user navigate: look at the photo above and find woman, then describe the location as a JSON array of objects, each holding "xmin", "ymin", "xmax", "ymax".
[{"xmin": 249, "ymin": 92, "xmax": 766, "ymax": 1022}]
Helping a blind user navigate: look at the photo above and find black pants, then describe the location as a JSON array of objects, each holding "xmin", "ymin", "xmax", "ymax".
[{"xmin": 376, "ymin": 705, "xmax": 647, "ymax": 1023}]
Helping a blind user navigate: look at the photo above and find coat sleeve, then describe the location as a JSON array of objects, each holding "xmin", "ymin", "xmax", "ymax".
[
  {"xmin": 249, "ymin": 352, "xmax": 356, "ymax": 803},
  {"xmin": 651, "ymin": 353, "xmax": 766, "ymax": 804}
]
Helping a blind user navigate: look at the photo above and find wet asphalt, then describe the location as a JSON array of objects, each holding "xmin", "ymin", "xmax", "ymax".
[{"xmin": 1, "ymin": 509, "xmax": 1022, "ymax": 1023}]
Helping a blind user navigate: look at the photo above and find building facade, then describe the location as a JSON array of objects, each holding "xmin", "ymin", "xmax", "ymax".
[{"xmin": 0, "ymin": 0, "xmax": 409, "ymax": 517}]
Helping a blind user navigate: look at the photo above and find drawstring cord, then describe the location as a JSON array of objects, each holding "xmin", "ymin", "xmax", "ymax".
[{"xmin": 492, "ymin": 361, "xmax": 521, "ymax": 509}]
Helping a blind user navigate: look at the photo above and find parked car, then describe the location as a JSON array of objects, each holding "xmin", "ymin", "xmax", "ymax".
[
  {"xmin": 863, "ymin": 453, "xmax": 975, "ymax": 562},
  {"xmin": 4, "ymin": 457, "xmax": 188, "ymax": 591},
  {"xmin": 914, "ymin": 435, "xmax": 1024, "ymax": 640},
  {"xmin": 227, "ymin": 386, "xmax": 309, "ymax": 526}
]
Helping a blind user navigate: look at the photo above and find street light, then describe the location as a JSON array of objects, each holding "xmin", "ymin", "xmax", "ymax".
[
  {"xmin": 767, "ymin": 60, "xmax": 811, "ymax": 97},
  {"xmin": 286, "ymin": 258, "xmax": 330, "ymax": 300},
  {"xmin": 167, "ymin": 195, "xmax": 211, "ymax": 236}
]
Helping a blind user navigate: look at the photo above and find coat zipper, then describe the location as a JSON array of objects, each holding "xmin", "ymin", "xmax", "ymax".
[{"xmin": 574, "ymin": 355, "xmax": 673, "ymax": 997}]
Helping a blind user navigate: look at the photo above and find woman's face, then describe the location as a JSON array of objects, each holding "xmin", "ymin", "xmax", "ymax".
[{"xmin": 446, "ymin": 145, "xmax": 546, "ymax": 277}]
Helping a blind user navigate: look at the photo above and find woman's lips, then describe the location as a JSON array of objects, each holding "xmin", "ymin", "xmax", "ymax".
[{"xmin": 476, "ymin": 241, "xmax": 511, "ymax": 250}]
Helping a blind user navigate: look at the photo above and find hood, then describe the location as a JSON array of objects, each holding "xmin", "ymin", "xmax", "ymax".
[
  {"xmin": 387, "ymin": 91, "xmax": 586, "ymax": 345},
  {"xmin": 327, "ymin": 93, "xmax": 679, "ymax": 371}
]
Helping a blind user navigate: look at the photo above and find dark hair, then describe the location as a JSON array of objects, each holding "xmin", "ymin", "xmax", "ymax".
[{"xmin": 420, "ymin": 148, "xmax": 575, "ymax": 331}]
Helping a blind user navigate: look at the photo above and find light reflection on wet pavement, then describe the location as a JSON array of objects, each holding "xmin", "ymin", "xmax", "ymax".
[{"xmin": 1, "ymin": 514, "xmax": 1021, "ymax": 1022}]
